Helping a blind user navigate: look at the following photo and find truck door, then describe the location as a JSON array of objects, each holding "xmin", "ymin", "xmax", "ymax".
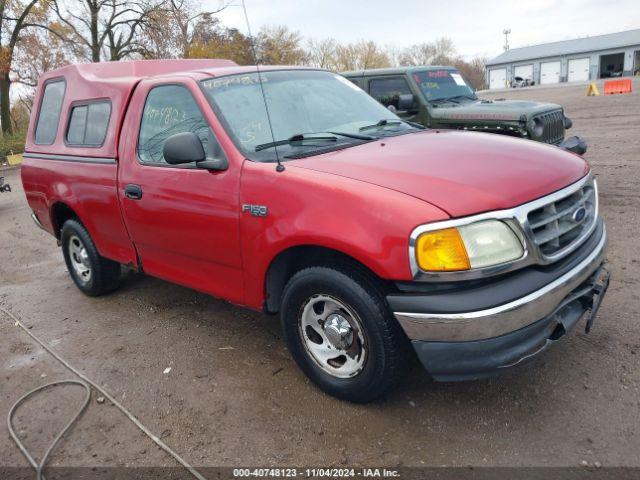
[
  {"xmin": 367, "ymin": 75, "xmax": 420, "ymax": 123},
  {"xmin": 118, "ymin": 78, "xmax": 244, "ymax": 304}
]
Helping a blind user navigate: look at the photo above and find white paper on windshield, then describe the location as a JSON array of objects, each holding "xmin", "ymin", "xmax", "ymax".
[{"xmin": 450, "ymin": 73, "xmax": 467, "ymax": 86}]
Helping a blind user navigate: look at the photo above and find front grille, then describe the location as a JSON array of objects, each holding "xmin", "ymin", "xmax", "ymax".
[
  {"xmin": 526, "ymin": 177, "xmax": 596, "ymax": 258},
  {"xmin": 537, "ymin": 110, "xmax": 565, "ymax": 144}
]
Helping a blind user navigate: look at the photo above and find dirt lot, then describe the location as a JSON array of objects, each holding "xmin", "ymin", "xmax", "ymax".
[{"xmin": 2, "ymin": 79, "xmax": 640, "ymax": 474}]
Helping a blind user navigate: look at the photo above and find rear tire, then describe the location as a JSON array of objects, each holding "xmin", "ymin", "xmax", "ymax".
[
  {"xmin": 61, "ymin": 219, "xmax": 121, "ymax": 296},
  {"xmin": 280, "ymin": 266, "xmax": 412, "ymax": 402}
]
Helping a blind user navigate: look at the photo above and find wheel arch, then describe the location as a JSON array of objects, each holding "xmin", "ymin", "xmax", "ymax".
[
  {"xmin": 50, "ymin": 201, "xmax": 81, "ymax": 240},
  {"xmin": 263, "ymin": 244, "xmax": 395, "ymax": 314}
]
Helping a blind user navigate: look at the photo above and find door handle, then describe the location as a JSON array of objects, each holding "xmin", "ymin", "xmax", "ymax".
[{"xmin": 124, "ymin": 184, "xmax": 143, "ymax": 200}]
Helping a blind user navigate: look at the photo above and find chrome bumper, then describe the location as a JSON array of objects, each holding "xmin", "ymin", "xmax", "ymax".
[
  {"xmin": 31, "ymin": 212, "xmax": 46, "ymax": 231},
  {"xmin": 394, "ymin": 225, "xmax": 607, "ymax": 342}
]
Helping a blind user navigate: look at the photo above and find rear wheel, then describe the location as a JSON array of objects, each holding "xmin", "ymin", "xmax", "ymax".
[
  {"xmin": 61, "ymin": 219, "xmax": 121, "ymax": 296},
  {"xmin": 280, "ymin": 266, "xmax": 412, "ymax": 402}
]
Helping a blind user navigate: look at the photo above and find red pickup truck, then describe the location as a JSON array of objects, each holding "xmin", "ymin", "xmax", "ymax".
[{"xmin": 22, "ymin": 60, "xmax": 609, "ymax": 402}]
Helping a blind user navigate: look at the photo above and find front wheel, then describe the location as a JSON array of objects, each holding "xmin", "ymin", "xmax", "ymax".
[
  {"xmin": 280, "ymin": 266, "xmax": 412, "ymax": 402},
  {"xmin": 61, "ymin": 219, "xmax": 121, "ymax": 296}
]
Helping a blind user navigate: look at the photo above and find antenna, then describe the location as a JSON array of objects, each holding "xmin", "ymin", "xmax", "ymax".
[
  {"xmin": 241, "ymin": 0, "xmax": 285, "ymax": 172},
  {"xmin": 503, "ymin": 28, "xmax": 511, "ymax": 51}
]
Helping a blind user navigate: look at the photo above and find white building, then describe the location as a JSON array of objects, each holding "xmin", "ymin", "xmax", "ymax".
[{"xmin": 486, "ymin": 29, "xmax": 640, "ymax": 89}]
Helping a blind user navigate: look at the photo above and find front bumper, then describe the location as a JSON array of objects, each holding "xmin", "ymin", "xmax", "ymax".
[{"xmin": 388, "ymin": 222, "xmax": 609, "ymax": 381}]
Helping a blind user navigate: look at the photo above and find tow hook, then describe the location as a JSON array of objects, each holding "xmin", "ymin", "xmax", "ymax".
[{"xmin": 584, "ymin": 267, "xmax": 611, "ymax": 334}]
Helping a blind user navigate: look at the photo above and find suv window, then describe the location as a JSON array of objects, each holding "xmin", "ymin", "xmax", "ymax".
[
  {"xmin": 138, "ymin": 85, "xmax": 209, "ymax": 164},
  {"xmin": 368, "ymin": 76, "xmax": 412, "ymax": 110},
  {"xmin": 66, "ymin": 101, "xmax": 111, "ymax": 146},
  {"xmin": 35, "ymin": 80, "xmax": 66, "ymax": 145}
]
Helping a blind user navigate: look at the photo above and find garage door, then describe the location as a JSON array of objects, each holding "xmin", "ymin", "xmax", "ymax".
[
  {"xmin": 568, "ymin": 58, "xmax": 590, "ymax": 82},
  {"xmin": 489, "ymin": 68, "xmax": 507, "ymax": 89},
  {"xmin": 514, "ymin": 64, "xmax": 533, "ymax": 81},
  {"xmin": 540, "ymin": 61, "xmax": 561, "ymax": 84}
]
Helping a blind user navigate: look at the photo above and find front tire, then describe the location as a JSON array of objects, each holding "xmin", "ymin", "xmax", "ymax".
[
  {"xmin": 61, "ymin": 219, "xmax": 121, "ymax": 296},
  {"xmin": 280, "ymin": 266, "xmax": 412, "ymax": 402}
]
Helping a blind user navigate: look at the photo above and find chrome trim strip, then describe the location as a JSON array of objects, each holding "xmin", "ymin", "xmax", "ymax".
[
  {"xmin": 395, "ymin": 225, "xmax": 606, "ymax": 342},
  {"xmin": 23, "ymin": 152, "xmax": 116, "ymax": 165},
  {"xmin": 31, "ymin": 213, "xmax": 45, "ymax": 231},
  {"xmin": 408, "ymin": 173, "xmax": 597, "ymax": 281}
]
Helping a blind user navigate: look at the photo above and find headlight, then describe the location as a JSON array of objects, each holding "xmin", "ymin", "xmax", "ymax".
[
  {"xmin": 415, "ymin": 220, "xmax": 524, "ymax": 272},
  {"xmin": 532, "ymin": 117, "xmax": 544, "ymax": 137}
]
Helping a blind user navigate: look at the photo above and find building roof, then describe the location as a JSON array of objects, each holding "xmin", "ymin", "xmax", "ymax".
[{"xmin": 487, "ymin": 28, "xmax": 640, "ymax": 65}]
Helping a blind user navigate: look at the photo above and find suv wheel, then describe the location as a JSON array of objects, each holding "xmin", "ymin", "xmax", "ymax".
[
  {"xmin": 280, "ymin": 266, "xmax": 411, "ymax": 402},
  {"xmin": 61, "ymin": 219, "xmax": 121, "ymax": 296}
]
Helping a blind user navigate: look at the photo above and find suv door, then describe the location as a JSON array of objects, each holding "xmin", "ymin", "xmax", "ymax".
[
  {"xmin": 367, "ymin": 75, "xmax": 419, "ymax": 122},
  {"xmin": 118, "ymin": 78, "xmax": 244, "ymax": 304}
]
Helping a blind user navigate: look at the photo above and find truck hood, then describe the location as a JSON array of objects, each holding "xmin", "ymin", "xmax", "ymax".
[
  {"xmin": 287, "ymin": 130, "xmax": 588, "ymax": 218},
  {"xmin": 430, "ymin": 99, "xmax": 562, "ymax": 123}
]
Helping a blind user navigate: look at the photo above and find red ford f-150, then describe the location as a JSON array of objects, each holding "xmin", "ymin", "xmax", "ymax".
[{"xmin": 22, "ymin": 59, "xmax": 609, "ymax": 402}]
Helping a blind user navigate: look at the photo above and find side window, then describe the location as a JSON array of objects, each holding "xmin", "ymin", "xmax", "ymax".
[
  {"xmin": 347, "ymin": 77, "xmax": 363, "ymax": 89},
  {"xmin": 138, "ymin": 85, "xmax": 210, "ymax": 164},
  {"xmin": 66, "ymin": 101, "xmax": 111, "ymax": 146},
  {"xmin": 35, "ymin": 80, "xmax": 66, "ymax": 145},
  {"xmin": 368, "ymin": 76, "xmax": 412, "ymax": 109}
]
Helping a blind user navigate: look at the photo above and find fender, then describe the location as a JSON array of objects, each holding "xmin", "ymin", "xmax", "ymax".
[{"xmin": 238, "ymin": 160, "xmax": 449, "ymax": 309}]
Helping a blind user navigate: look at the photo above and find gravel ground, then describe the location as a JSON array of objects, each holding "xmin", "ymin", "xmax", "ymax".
[{"xmin": 1, "ymin": 79, "xmax": 639, "ymax": 474}]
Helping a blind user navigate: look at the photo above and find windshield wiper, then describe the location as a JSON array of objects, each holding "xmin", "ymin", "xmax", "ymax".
[
  {"xmin": 359, "ymin": 119, "xmax": 403, "ymax": 132},
  {"xmin": 327, "ymin": 131, "xmax": 378, "ymax": 140},
  {"xmin": 255, "ymin": 133, "xmax": 337, "ymax": 152},
  {"xmin": 402, "ymin": 120, "xmax": 426, "ymax": 130},
  {"xmin": 429, "ymin": 97, "xmax": 460, "ymax": 105},
  {"xmin": 448, "ymin": 94, "xmax": 478, "ymax": 102}
]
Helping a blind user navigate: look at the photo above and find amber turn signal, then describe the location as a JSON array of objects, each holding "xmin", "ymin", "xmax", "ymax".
[{"xmin": 415, "ymin": 228, "xmax": 471, "ymax": 271}]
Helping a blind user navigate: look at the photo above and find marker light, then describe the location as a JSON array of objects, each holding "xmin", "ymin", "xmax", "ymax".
[
  {"xmin": 415, "ymin": 220, "xmax": 524, "ymax": 272},
  {"xmin": 415, "ymin": 227, "xmax": 470, "ymax": 272}
]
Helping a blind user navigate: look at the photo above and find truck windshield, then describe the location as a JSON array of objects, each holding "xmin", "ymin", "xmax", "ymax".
[
  {"xmin": 413, "ymin": 70, "xmax": 476, "ymax": 103},
  {"xmin": 201, "ymin": 70, "xmax": 414, "ymax": 161}
]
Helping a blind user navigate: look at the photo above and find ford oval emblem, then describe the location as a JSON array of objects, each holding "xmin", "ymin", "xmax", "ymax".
[{"xmin": 572, "ymin": 206, "xmax": 587, "ymax": 223}]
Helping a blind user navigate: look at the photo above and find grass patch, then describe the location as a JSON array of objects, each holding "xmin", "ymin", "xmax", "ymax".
[{"xmin": 0, "ymin": 131, "xmax": 26, "ymax": 162}]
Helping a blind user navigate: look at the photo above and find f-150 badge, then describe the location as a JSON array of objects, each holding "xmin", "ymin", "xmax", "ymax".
[{"xmin": 242, "ymin": 204, "xmax": 268, "ymax": 217}]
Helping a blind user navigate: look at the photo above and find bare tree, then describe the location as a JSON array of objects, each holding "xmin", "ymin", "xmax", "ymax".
[
  {"xmin": 12, "ymin": 23, "xmax": 74, "ymax": 88},
  {"xmin": 306, "ymin": 37, "xmax": 338, "ymax": 69},
  {"xmin": 333, "ymin": 40, "xmax": 390, "ymax": 71},
  {"xmin": 188, "ymin": 19, "xmax": 254, "ymax": 65},
  {"xmin": 143, "ymin": 0, "xmax": 230, "ymax": 59},
  {"xmin": 50, "ymin": 0, "xmax": 168, "ymax": 62},
  {"xmin": 0, "ymin": 0, "xmax": 52, "ymax": 135},
  {"xmin": 257, "ymin": 25, "xmax": 306, "ymax": 65},
  {"xmin": 399, "ymin": 37, "xmax": 457, "ymax": 66},
  {"xmin": 454, "ymin": 56, "xmax": 487, "ymax": 91}
]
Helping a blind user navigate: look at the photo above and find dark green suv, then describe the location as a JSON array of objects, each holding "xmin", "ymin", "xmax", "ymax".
[{"xmin": 342, "ymin": 66, "xmax": 586, "ymax": 154}]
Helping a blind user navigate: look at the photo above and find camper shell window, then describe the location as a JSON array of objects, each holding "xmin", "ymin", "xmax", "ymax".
[{"xmin": 65, "ymin": 100, "xmax": 112, "ymax": 147}]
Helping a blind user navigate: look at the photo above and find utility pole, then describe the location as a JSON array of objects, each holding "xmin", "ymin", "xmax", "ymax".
[{"xmin": 503, "ymin": 29, "xmax": 511, "ymax": 51}]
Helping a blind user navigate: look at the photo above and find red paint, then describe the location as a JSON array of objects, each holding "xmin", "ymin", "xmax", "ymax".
[{"xmin": 21, "ymin": 61, "xmax": 590, "ymax": 310}]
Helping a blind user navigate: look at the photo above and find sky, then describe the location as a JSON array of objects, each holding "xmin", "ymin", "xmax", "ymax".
[{"xmin": 209, "ymin": 0, "xmax": 640, "ymax": 60}]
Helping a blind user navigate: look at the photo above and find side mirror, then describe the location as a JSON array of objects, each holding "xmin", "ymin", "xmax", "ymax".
[
  {"xmin": 164, "ymin": 132, "xmax": 205, "ymax": 165},
  {"xmin": 397, "ymin": 94, "xmax": 415, "ymax": 112},
  {"xmin": 163, "ymin": 131, "xmax": 228, "ymax": 171}
]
